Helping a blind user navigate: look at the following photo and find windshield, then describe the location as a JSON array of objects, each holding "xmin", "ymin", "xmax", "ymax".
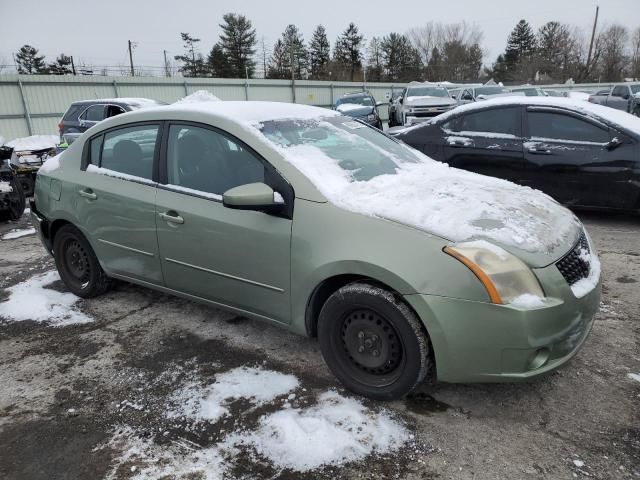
[
  {"xmin": 406, "ymin": 87, "xmax": 449, "ymax": 98},
  {"xmin": 475, "ymin": 86, "xmax": 511, "ymax": 96},
  {"xmin": 258, "ymin": 116, "xmax": 422, "ymax": 182},
  {"xmin": 336, "ymin": 95, "xmax": 374, "ymax": 107},
  {"xmin": 514, "ymin": 88, "xmax": 543, "ymax": 97}
]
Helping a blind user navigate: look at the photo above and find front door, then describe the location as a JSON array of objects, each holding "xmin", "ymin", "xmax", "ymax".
[
  {"xmin": 155, "ymin": 122, "xmax": 292, "ymax": 324},
  {"xmin": 440, "ymin": 106, "xmax": 525, "ymax": 182},
  {"xmin": 78, "ymin": 104, "xmax": 106, "ymax": 132},
  {"xmin": 522, "ymin": 108, "xmax": 634, "ymax": 209},
  {"xmin": 75, "ymin": 122, "xmax": 163, "ymax": 283}
]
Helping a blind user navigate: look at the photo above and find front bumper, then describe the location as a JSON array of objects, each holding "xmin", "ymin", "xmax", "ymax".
[
  {"xmin": 404, "ymin": 262, "xmax": 601, "ymax": 383},
  {"xmin": 405, "ymin": 106, "xmax": 455, "ymax": 125}
]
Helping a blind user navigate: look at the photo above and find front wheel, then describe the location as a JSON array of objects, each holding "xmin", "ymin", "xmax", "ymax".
[
  {"xmin": 318, "ymin": 282, "xmax": 431, "ymax": 400},
  {"xmin": 53, "ymin": 224, "xmax": 112, "ymax": 298}
]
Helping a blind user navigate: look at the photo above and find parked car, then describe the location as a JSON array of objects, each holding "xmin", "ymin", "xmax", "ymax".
[
  {"xmin": 0, "ymin": 146, "xmax": 26, "ymax": 220},
  {"xmin": 455, "ymin": 85, "xmax": 514, "ymax": 104},
  {"xmin": 334, "ymin": 91, "xmax": 384, "ymax": 129},
  {"xmin": 391, "ymin": 97, "xmax": 640, "ymax": 212},
  {"xmin": 59, "ymin": 97, "xmax": 165, "ymax": 144},
  {"xmin": 3, "ymin": 141, "xmax": 57, "ymax": 197},
  {"xmin": 32, "ymin": 101, "xmax": 601, "ymax": 400},
  {"xmin": 387, "ymin": 89, "xmax": 406, "ymax": 126},
  {"xmin": 511, "ymin": 86, "xmax": 547, "ymax": 97},
  {"xmin": 388, "ymin": 82, "xmax": 457, "ymax": 126},
  {"xmin": 588, "ymin": 84, "xmax": 640, "ymax": 116}
]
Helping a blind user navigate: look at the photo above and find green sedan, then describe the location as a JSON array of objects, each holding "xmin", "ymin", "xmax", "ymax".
[{"xmin": 31, "ymin": 101, "xmax": 601, "ymax": 400}]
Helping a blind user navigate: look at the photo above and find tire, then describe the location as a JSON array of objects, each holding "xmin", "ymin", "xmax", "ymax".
[
  {"xmin": 633, "ymin": 107, "xmax": 640, "ymax": 117},
  {"xmin": 53, "ymin": 224, "xmax": 112, "ymax": 298},
  {"xmin": 0, "ymin": 178, "xmax": 26, "ymax": 221},
  {"xmin": 318, "ymin": 282, "xmax": 431, "ymax": 400}
]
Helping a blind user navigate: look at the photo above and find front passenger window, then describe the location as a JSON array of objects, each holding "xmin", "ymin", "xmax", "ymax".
[{"xmin": 166, "ymin": 124, "xmax": 265, "ymax": 197}]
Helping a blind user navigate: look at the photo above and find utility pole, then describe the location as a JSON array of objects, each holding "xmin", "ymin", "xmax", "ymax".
[
  {"xmin": 163, "ymin": 50, "xmax": 170, "ymax": 77},
  {"xmin": 290, "ymin": 46, "xmax": 296, "ymax": 103},
  {"xmin": 586, "ymin": 5, "xmax": 599, "ymax": 77},
  {"xmin": 262, "ymin": 37, "xmax": 268, "ymax": 79},
  {"xmin": 128, "ymin": 40, "xmax": 135, "ymax": 76},
  {"xmin": 70, "ymin": 56, "xmax": 76, "ymax": 75}
]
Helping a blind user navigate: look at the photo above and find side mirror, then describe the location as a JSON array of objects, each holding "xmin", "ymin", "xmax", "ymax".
[
  {"xmin": 622, "ymin": 93, "xmax": 630, "ymax": 100},
  {"xmin": 605, "ymin": 137, "xmax": 623, "ymax": 150},
  {"xmin": 451, "ymin": 94, "xmax": 457, "ymax": 100},
  {"xmin": 222, "ymin": 182, "xmax": 283, "ymax": 213}
]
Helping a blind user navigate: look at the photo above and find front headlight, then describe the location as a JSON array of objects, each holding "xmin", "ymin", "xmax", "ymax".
[
  {"xmin": 444, "ymin": 240, "xmax": 544, "ymax": 305},
  {"xmin": 367, "ymin": 113, "xmax": 376, "ymax": 121}
]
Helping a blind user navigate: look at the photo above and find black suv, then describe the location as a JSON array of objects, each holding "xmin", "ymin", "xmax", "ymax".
[
  {"xmin": 59, "ymin": 98, "xmax": 165, "ymax": 144},
  {"xmin": 334, "ymin": 91, "xmax": 384, "ymax": 129}
]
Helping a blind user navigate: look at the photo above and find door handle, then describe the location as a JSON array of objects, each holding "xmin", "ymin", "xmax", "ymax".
[
  {"xmin": 159, "ymin": 211, "xmax": 184, "ymax": 224},
  {"xmin": 527, "ymin": 147, "xmax": 552, "ymax": 155},
  {"xmin": 78, "ymin": 188, "xmax": 97, "ymax": 200}
]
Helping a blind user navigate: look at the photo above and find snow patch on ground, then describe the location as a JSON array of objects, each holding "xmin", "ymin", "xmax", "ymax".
[
  {"xmin": 5, "ymin": 134, "xmax": 58, "ymax": 151},
  {"xmin": 1, "ymin": 228, "xmax": 36, "ymax": 240},
  {"xmin": 168, "ymin": 366, "xmax": 299, "ymax": 422},
  {"xmin": 224, "ymin": 390, "xmax": 409, "ymax": 471},
  {"xmin": 627, "ymin": 373, "xmax": 640, "ymax": 383},
  {"xmin": 175, "ymin": 90, "xmax": 222, "ymax": 104},
  {"xmin": 103, "ymin": 427, "xmax": 226, "ymax": 480},
  {"xmin": 0, "ymin": 270, "xmax": 92, "ymax": 326}
]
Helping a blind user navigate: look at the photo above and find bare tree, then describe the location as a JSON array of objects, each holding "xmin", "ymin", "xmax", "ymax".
[
  {"xmin": 596, "ymin": 24, "xmax": 628, "ymax": 81},
  {"xmin": 630, "ymin": 27, "xmax": 640, "ymax": 80}
]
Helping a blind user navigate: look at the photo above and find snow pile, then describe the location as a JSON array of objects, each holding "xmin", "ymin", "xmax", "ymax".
[
  {"xmin": 5, "ymin": 134, "xmax": 58, "ymax": 152},
  {"xmin": 103, "ymin": 427, "xmax": 226, "ymax": 480},
  {"xmin": 571, "ymin": 242, "xmax": 601, "ymax": 298},
  {"xmin": 269, "ymin": 138, "xmax": 578, "ymax": 253},
  {"xmin": 510, "ymin": 293, "xmax": 546, "ymax": 309},
  {"xmin": 168, "ymin": 366, "xmax": 299, "ymax": 422},
  {"xmin": 225, "ymin": 390, "xmax": 409, "ymax": 471},
  {"xmin": 39, "ymin": 153, "xmax": 62, "ymax": 173},
  {"xmin": 0, "ymin": 270, "xmax": 92, "ymax": 325},
  {"xmin": 0, "ymin": 181, "xmax": 13, "ymax": 193},
  {"xmin": 1, "ymin": 228, "xmax": 36, "ymax": 240},
  {"xmin": 175, "ymin": 90, "xmax": 222, "ymax": 104},
  {"xmin": 627, "ymin": 373, "xmax": 640, "ymax": 383}
]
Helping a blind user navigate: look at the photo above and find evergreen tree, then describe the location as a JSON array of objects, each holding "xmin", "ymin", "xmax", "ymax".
[
  {"xmin": 426, "ymin": 47, "xmax": 443, "ymax": 80},
  {"xmin": 48, "ymin": 54, "xmax": 74, "ymax": 75},
  {"xmin": 502, "ymin": 19, "xmax": 537, "ymax": 81},
  {"xmin": 381, "ymin": 33, "xmax": 420, "ymax": 82},
  {"xmin": 309, "ymin": 25, "xmax": 330, "ymax": 79},
  {"xmin": 15, "ymin": 45, "xmax": 47, "ymax": 74},
  {"xmin": 269, "ymin": 25, "xmax": 308, "ymax": 79},
  {"xmin": 537, "ymin": 21, "xmax": 576, "ymax": 81},
  {"xmin": 334, "ymin": 23, "xmax": 364, "ymax": 81},
  {"xmin": 208, "ymin": 43, "xmax": 231, "ymax": 77},
  {"xmin": 218, "ymin": 13, "xmax": 257, "ymax": 78},
  {"xmin": 174, "ymin": 33, "xmax": 207, "ymax": 77}
]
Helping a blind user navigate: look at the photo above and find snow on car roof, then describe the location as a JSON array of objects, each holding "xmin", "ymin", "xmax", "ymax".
[
  {"xmin": 164, "ymin": 101, "xmax": 340, "ymax": 124},
  {"xmin": 432, "ymin": 96, "xmax": 640, "ymax": 135},
  {"xmin": 73, "ymin": 97, "xmax": 161, "ymax": 106}
]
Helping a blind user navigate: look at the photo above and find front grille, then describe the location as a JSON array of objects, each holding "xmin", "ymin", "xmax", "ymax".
[{"xmin": 556, "ymin": 231, "xmax": 590, "ymax": 285}]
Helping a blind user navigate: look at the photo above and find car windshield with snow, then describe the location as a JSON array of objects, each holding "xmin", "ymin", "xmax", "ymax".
[{"xmin": 31, "ymin": 100, "xmax": 601, "ymax": 400}]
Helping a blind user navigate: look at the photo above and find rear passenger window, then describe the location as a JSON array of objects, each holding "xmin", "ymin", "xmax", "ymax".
[
  {"xmin": 528, "ymin": 112, "xmax": 609, "ymax": 143},
  {"xmin": 99, "ymin": 125, "xmax": 159, "ymax": 180},
  {"xmin": 443, "ymin": 107, "xmax": 521, "ymax": 136},
  {"xmin": 81, "ymin": 105, "xmax": 105, "ymax": 122}
]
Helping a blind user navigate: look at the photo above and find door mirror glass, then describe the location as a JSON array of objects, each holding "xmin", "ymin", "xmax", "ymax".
[
  {"xmin": 223, "ymin": 182, "xmax": 283, "ymax": 212},
  {"xmin": 622, "ymin": 93, "xmax": 630, "ymax": 100}
]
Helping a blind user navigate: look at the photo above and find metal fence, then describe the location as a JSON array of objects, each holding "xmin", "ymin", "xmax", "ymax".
[{"xmin": 0, "ymin": 74, "xmax": 621, "ymax": 140}]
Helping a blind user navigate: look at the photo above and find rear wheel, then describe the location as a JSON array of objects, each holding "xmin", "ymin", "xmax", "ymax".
[
  {"xmin": 318, "ymin": 282, "xmax": 431, "ymax": 400},
  {"xmin": 633, "ymin": 106, "xmax": 640, "ymax": 117},
  {"xmin": 53, "ymin": 224, "xmax": 112, "ymax": 298}
]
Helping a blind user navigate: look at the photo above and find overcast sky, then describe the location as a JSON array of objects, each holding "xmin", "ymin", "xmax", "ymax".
[{"xmin": 0, "ymin": 0, "xmax": 637, "ymax": 72}]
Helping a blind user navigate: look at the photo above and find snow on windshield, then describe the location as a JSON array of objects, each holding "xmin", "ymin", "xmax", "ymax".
[{"xmin": 253, "ymin": 117, "xmax": 578, "ymax": 253}]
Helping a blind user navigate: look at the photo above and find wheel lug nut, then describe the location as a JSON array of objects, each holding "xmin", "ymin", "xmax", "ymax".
[
  {"xmin": 358, "ymin": 346, "xmax": 365, "ymax": 353},
  {"xmin": 372, "ymin": 350, "xmax": 379, "ymax": 357}
]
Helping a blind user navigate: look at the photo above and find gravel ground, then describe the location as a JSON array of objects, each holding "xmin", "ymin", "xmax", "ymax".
[{"xmin": 0, "ymin": 209, "xmax": 638, "ymax": 480}]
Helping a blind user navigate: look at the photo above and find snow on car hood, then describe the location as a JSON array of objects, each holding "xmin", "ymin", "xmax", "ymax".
[
  {"xmin": 259, "ymin": 133, "xmax": 580, "ymax": 261},
  {"xmin": 336, "ymin": 103, "xmax": 374, "ymax": 117},
  {"xmin": 405, "ymin": 96, "xmax": 456, "ymax": 107}
]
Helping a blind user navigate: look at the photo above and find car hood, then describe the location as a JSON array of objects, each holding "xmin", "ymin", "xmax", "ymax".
[
  {"xmin": 320, "ymin": 162, "xmax": 581, "ymax": 268},
  {"xmin": 336, "ymin": 104, "xmax": 374, "ymax": 117},
  {"xmin": 405, "ymin": 96, "xmax": 456, "ymax": 107}
]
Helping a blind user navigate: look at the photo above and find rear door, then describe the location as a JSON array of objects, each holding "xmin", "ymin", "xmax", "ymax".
[
  {"xmin": 439, "ymin": 106, "xmax": 525, "ymax": 183},
  {"xmin": 75, "ymin": 122, "xmax": 163, "ymax": 283},
  {"xmin": 78, "ymin": 104, "xmax": 106, "ymax": 132},
  {"xmin": 154, "ymin": 122, "xmax": 293, "ymax": 324},
  {"xmin": 522, "ymin": 107, "xmax": 634, "ymax": 209}
]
